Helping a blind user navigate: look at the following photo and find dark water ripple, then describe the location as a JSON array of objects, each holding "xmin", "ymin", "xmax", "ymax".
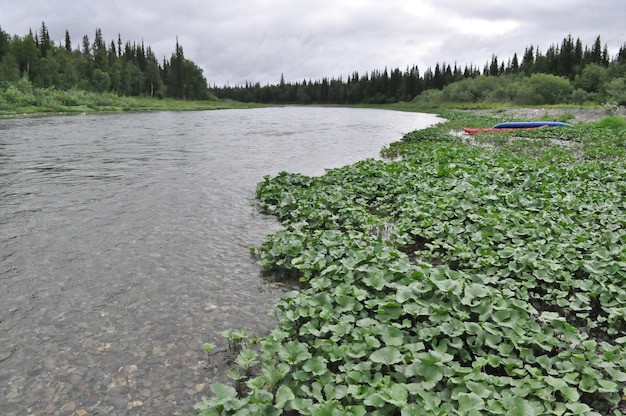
[{"xmin": 0, "ymin": 107, "xmax": 441, "ymax": 415}]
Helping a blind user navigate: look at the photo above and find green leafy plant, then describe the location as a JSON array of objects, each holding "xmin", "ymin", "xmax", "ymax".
[
  {"xmin": 203, "ymin": 342, "xmax": 216, "ymax": 363},
  {"xmin": 221, "ymin": 327, "xmax": 248, "ymax": 355},
  {"xmin": 196, "ymin": 111, "xmax": 626, "ymax": 415},
  {"xmin": 595, "ymin": 115, "xmax": 626, "ymax": 129}
]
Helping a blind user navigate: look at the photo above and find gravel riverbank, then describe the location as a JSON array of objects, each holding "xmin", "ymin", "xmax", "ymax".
[{"xmin": 466, "ymin": 106, "xmax": 625, "ymax": 123}]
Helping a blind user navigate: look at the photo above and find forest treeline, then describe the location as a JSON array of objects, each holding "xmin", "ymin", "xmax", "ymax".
[
  {"xmin": 214, "ymin": 35, "xmax": 626, "ymax": 106},
  {"xmin": 0, "ymin": 22, "xmax": 211, "ymax": 100},
  {"xmin": 1, "ymin": 24, "xmax": 626, "ymax": 108}
]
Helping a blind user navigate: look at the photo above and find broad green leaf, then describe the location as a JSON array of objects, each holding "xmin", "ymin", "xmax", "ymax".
[
  {"xmin": 363, "ymin": 393, "xmax": 386, "ymax": 408},
  {"xmin": 324, "ymin": 384, "xmax": 348, "ymax": 401},
  {"xmin": 344, "ymin": 405, "xmax": 368, "ymax": 416},
  {"xmin": 583, "ymin": 260, "xmax": 605, "ymax": 274},
  {"xmin": 248, "ymin": 388, "xmax": 274, "ymax": 404},
  {"xmin": 362, "ymin": 272, "xmax": 386, "ymax": 290},
  {"xmin": 287, "ymin": 397, "xmax": 314, "ymax": 413},
  {"xmin": 579, "ymin": 375, "xmax": 597, "ymax": 393},
  {"xmin": 597, "ymin": 379, "xmax": 619, "ymax": 393},
  {"xmin": 310, "ymin": 292, "xmax": 333, "ymax": 307},
  {"xmin": 335, "ymin": 295, "xmax": 358, "ymax": 312},
  {"xmin": 465, "ymin": 381, "xmax": 492, "ymax": 398},
  {"xmin": 274, "ymin": 385, "xmax": 295, "ymax": 408},
  {"xmin": 565, "ymin": 403, "xmax": 593, "ymax": 414},
  {"xmin": 431, "ymin": 278, "xmax": 462, "ymax": 294},
  {"xmin": 396, "ymin": 286, "xmax": 414, "ymax": 303},
  {"xmin": 303, "ymin": 356, "xmax": 328, "ymax": 376},
  {"xmin": 278, "ymin": 341, "xmax": 312, "ymax": 365},
  {"xmin": 402, "ymin": 404, "xmax": 426, "ymax": 416},
  {"xmin": 209, "ymin": 382, "xmax": 238, "ymax": 403},
  {"xmin": 418, "ymin": 350, "xmax": 454, "ymax": 365},
  {"xmin": 457, "ymin": 392, "xmax": 485, "ymax": 414},
  {"xmin": 371, "ymin": 347, "xmax": 403, "ymax": 366},
  {"xmin": 505, "ymin": 398, "xmax": 536, "ymax": 416},
  {"xmin": 364, "ymin": 335, "xmax": 381, "ymax": 349},
  {"xmin": 605, "ymin": 366, "xmax": 626, "ymax": 382},
  {"xmin": 235, "ymin": 349, "xmax": 259, "ymax": 370},
  {"xmin": 382, "ymin": 326, "xmax": 404, "ymax": 346},
  {"xmin": 498, "ymin": 248, "xmax": 517, "ymax": 259},
  {"xmin": 404, "ymin": 362, "xmax": 444, "ymax": 389},
  {"xmin": 379, "ymin": 383, "xmax": 409, "ymax": 407},
  {"xmin": 440, "ymin": 319, "xmax": 465, "ymax": 337},
  {"xmin": 559, "ymin": 385, "xmax": 580, "ymax": 402}
]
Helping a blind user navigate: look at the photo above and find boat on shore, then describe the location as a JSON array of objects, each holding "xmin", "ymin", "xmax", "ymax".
[
  {"xmin": 462, "ymin": 121, "xmax": 572, "ymax": 134},
  {"xmin": 492, "ymin": 121, "xmax": 573, "ymax": 129},
  {"xmin": 462, "ymin": 126, "xmax": 545, "ymax": 134}
]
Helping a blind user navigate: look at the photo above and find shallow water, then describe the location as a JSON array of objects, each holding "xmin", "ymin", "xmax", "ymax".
[{"xmin": 0, "ymin": 107, "xmax": 441, "ymax": 415}]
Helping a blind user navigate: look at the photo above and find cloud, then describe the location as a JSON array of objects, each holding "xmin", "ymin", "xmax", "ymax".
[{"xmin": 1, "ymin": 0, "xmax": 624, "ymax": 86}]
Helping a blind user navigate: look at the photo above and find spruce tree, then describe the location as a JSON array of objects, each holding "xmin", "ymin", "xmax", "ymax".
[{"xmin": 64, "ymin": 30, "xmax": 71, "ymax": 53}]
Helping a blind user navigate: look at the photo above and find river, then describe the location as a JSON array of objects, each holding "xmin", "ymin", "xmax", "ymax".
[{"xmin": 0, "ymin": 106, "xmax": 441, "ymax": 415}]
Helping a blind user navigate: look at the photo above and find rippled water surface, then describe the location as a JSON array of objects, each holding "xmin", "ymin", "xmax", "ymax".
[{"xmin": 0, "ymin": 107, "xmax": 441, "ymax": 415}]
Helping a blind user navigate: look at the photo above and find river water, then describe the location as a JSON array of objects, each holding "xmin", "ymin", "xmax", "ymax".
[{"xmin": 0, "ymin": 107, "xmax": 441, "ymax": 415}]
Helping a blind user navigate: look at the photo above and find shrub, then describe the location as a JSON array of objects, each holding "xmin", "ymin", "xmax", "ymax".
[
  {"xmin": 574, "ymin": 63, "xmax": 607, "ymax": 93},
  {"xmin": 3, "ymin": 83, "xmax": 36, "ymax": 106},
  {"xmin": 412, "ymin": 88, "xmax": 443, "ymax": 106},
  {"xmin": 604, "ymin": 78, "xmax": 626, "ymax": 106},
  {"xmin": 520, "ymin": 73, "xmax": 574, "ymax": 105},
  {"xmin": 595, "ymin": 115, "xmax": 626, "ymax": 129}
]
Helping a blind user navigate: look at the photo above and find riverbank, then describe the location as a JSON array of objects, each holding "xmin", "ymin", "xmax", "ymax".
[
  {"xmin": 2, "ymin": 88, "xmax": 619, "ymax": 122},
  {"xmin": 462, "ymin": 106, "xmax": 626, "ymax": 123},
  {"xmin": 0, "ymin": 88, "xmax": 262, "ymax": 118},
  {"xmin": 195, "ymin": 109, "xmax": 626, "ymax": 415},
  {"xmin": 365, "ymin": 101, "xmax": 625, "ymax": 123}
]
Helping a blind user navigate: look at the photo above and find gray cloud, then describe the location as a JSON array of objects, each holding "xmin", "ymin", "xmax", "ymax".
[{"xmin": 1, "ymin": 0, "xmax": 624, "ymax": 86}]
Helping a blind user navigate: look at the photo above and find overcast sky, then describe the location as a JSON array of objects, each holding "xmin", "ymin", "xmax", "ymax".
[{"xmin": 1, "ymin": 0, "xmax": 625, "ymax": 86}]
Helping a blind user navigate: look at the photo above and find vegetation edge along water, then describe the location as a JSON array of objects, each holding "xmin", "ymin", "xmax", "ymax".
[
  {"xmin": 0, "ymin": 80, "xmax": 262, "ymax": 118},
  {"xmin": 193, "ymin": 107, "xmax": 626, "ymax": 416}
]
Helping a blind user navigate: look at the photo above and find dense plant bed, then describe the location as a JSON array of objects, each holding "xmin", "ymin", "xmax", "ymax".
[{"xmin": 195, "ymin": 112, "xmax": 626, "ymax": 415}]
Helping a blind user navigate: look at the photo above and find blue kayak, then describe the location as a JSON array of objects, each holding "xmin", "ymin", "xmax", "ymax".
[{"xmin": 492, "ymin": 121, "xmax": 573, "ymax": 129}]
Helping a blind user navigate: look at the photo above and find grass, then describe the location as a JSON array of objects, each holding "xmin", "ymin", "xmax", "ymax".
[{"xmin": 0, "ymin": 86, "xmax": 262, "ymax": 118}]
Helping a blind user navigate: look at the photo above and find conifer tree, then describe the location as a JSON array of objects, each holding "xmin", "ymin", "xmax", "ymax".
[
  {"xmin": 64, "ymin": 30, "xmax": 71, "ymax": 53},
  {"xmin": 488, "ymin": 54, "xmax": 499, "ymax": 76},
  {"xmin": 520, "ymin": 46, "xmax": 535, "ymax": 75},
  {"xmin": 589, "ymin": 36, "xmax": 603, "ymax": 65},
  {"xmin": 0, "ymin": 26, "xmax": 9, "ymax": 61},
  {"xmin": 510, "ymin": 53, "xmax": 519, "ymax": 73},
  {"xmin": 38, "ymin": 21, "xmax": 51, "ymax": 58},
  {"xmin": 93, "ymin": 28, "xmax": 107, "ymax": 70}
]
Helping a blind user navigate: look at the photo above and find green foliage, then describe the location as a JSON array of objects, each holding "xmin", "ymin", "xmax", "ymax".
[
  {"xmin": 411, "ymin": 88, "xmax": 443, "ymax": 106},
  {"xmin": 196, "ymin": 113, "xmax": 626, "ymax": 415},
  {"xmin": 595, "ymin": 115, "xmax": 626, "ymax": 129},
  {"xmin": 574, "ymin": 63, "xmax": 607, "ymax": 93},
  {"xmin": 438, "ymin": 75, "xmax": 527, "ymax": 104},
  {"xmin": 2, "ymin": 76, "xmax": 36, "ymax": 106},
  {"xmin": 605, "ymin": 78, "xmax": 626, "ymax": 106},
  {"xmin": 381, "ymin": 127, "xmax": 457, "ymax": 158},
  {"xmin": 0, "ymin": 78, "xmax": 248, "ymax": 116},
  {"xmin": 519, "ymin": 73, "xmax": 574, "ymax": 105},
  {"xmin": 0, "ymin": 23, "xmax": 210, "ymax": 100},
  {"xmin": 404, "ymin": 68, "xmax": 607, "ymax": 107}
]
